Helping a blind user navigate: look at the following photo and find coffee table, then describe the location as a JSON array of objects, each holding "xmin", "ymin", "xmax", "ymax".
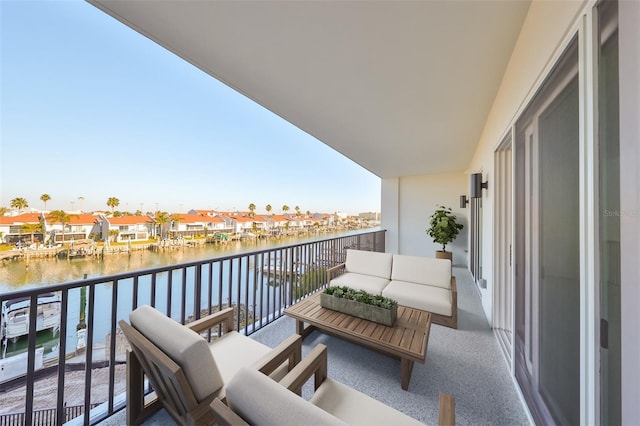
[{"xmin": 284, "ymin": 291, "xmax": 432, "ymax": 390}]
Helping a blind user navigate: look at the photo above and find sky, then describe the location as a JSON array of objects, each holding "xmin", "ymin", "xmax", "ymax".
[{"xmin": 0, "ymin": 0, "xmax": 381, "ymax": 216}]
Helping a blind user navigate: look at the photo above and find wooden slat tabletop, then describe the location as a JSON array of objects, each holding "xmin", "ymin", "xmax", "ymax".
[{"xmin": 285, "ymin": 292, "xmax": 431, "ymax": 363}]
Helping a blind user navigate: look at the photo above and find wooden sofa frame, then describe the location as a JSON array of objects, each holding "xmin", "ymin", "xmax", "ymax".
[
  {"xmin": 210, "ymin": 343, "xmax": 456, "ymax": 426},
  {"xmin": 327, "ymin": 262, "xmax": 458, "ymax": 329},
  {"xmin": 120, "ymin": 306, "xmax": 302, "ymax": 425}
]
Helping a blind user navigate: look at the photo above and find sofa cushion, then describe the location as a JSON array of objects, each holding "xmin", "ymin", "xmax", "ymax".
[
  {"xmin": 129, "ymin": 305, "xmax": 224, "ymax": 402},
  {"xmin": 310, "ymin": 377, "xmax": 424, "ymax": 425},
  {"xmin": 209, "ymin": 331, "xmax": 289, "ymax": 383},
  {"xmin": 345, "ymin": 249, "xmax": 393, "ymax": 279},
  {"xmin": 330, "ymin": 272, "xmax": 390, "ymax": 295},
  {"xmin": 226, "ymin": 367, "xmax": 346, "ymax": 426},
  {"xmin": 391, "ymin": 255, "xmax": 451, "ymax": 290},
  {"xmin": 383, "ymin": 281, "xmax": 452, "ymax": 317}
]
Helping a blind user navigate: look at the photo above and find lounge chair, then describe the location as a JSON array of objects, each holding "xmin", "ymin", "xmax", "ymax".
[
  {"xmin": 120, "ymin": 305, "xmax": 302, "ymax": 425},
  {"xmin": 211, "ymin": 343, "xmax": 456, "ymax": 426}
]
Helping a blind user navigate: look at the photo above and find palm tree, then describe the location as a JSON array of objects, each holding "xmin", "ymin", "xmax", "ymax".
[
  {"xmin": 108, "ymin": 229, "xmax": 119, "ymax": 243},
  {"xmin": 0, "ymin": 207, "xmax": 8, "ymax": 216},
  {"xmin": 106, "ymin": 197, "xmax": 120, "ymax": 213},
  {"xmin": 21, "ymin": 222, "xmax": 43, "ymax": 244},
  {"xmin": 10, "ymin": 197, "xmax": 28, "ymax": 212},
  {"xmin": 295, "ymin": 206, "xmax": 301, "ymax": 216},
  {"xmin": 248, "ymin": 203, "xmax": 256, "ymax": 218},
  {"xmin": 40, "ymin": 194, "xmax": 51, "ymax": 210},
  {"xmin": 48, "ymin": 210, "xmax": 77, "ymax": 243},
  {"xmin": 154, "ymin": 211, "xmax": 170, "ymax": 238},
  {"xmin": 78, "ymin": 196, "xmax": 85, "ymax": 212},
  {"xmin": 282, "ymin": 205, "xmax": 290, "ymax": 215},
  {"xmin": 266, "ymin": 204, "xmax": 272, "ymax": 215}
]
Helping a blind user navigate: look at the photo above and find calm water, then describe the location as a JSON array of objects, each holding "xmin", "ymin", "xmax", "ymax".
[
  {"xmin": 0, "ymin": 231, "xmax": 363, "ymax": 291},
  {"xmin": 0, "ymin": 230, "xmax": 370, "ymax": 357}
]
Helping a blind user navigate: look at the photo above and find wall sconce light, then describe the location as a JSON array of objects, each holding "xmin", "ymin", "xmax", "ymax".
[
  {"xmin": 460, "ymin": 195, "xmax": 469, "ymax": 208},
  {"xmin": 470, "ymin": 173, "xmax": 488, "ymax": 198}
]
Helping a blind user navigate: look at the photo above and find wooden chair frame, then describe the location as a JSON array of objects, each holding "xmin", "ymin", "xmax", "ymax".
[
  {"xmin": 211, "ymin": 343, "xmax": 456, "ymax": 426},
  {"xmin": 121, "ymin": 307, "xmax": 302, "ymax": 425}
]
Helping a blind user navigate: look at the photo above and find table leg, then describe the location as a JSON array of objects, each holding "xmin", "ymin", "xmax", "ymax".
[
  {"xmin": 296, "ymin": 320, "xmax": 316, "ymax": 339},
  {"xmin": 401, "ymin": 358, "xmax": 414, "ymax": 390}
]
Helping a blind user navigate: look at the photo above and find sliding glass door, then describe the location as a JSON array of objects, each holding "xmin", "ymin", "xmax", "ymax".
[{"xmin": 514, "ymin": 39, "xmax": 580, "ymax": 425}]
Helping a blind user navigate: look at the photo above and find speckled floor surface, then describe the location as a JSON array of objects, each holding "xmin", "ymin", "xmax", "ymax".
[{"xmin": 100, "ymin": 267, "xmax": 532, "ymax": 425}]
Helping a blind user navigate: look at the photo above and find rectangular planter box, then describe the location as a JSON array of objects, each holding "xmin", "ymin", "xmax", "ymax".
[{"xmin": 320, "ymin": 293, "xmax": 397, "ymax": 327}]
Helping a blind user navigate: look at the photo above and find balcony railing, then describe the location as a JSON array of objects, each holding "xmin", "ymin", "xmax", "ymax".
[{"xmin": 0, "ymin": 230, "xmax": 385, "ymax": 425}]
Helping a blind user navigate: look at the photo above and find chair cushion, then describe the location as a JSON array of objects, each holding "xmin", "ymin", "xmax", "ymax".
[
  {"xmin": 310, "ymin": 377, "xmax": 424, "ymax": 425},
  {"xmin": 209, "ymin": 331, "xmax": 289, "ymax": 384},
  {"xmin": 129, "ymin": 305, "xmax": 224, "ymax": 402},
  {"xmin": 383, "ymin": 280, "xmax": 452, "ymax": 316},
  {"xmin": 391, "ymin": 255, "xmax": 451, "ymax": 289},
  {"xmin": 345, "ymin": 249, "xmax": 393, "ymax": 279},
  {"xmin": 330, "ymin": 272, "xmax": 390, "ymax": 295},
  {"xmin": 226, "ymin": 367, "xmax": 346, "ymax": 426}
]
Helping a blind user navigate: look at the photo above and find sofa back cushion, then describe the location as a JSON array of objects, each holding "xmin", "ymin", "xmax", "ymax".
[
  {"xmin": 226, "ymin": 367, "xmax": 346, "ymax": 426},
  {"xmin": 391, "ymin": 255, "xmax": 451, "ymax": 289},
  {"xmin": 129, "ymin": 305, "xmax": 224, "ymax": 402},
  {"xmin": 345, "ymin": 249, "xmax": 393, "ymax": 279}
]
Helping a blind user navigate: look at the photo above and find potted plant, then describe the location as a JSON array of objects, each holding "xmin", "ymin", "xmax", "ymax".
[
  {"xmin": 425, "ymin": 205, "xmax": 463, "ymax": 262},
  {"xmin": 321, "ymin": 286, "xmax": 398, "ymax": 326}
]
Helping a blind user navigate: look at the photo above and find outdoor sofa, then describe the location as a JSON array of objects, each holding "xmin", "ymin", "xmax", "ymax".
[{"xmin": 327, "ymin": 249, "xmax": 457, "ymax": 329}]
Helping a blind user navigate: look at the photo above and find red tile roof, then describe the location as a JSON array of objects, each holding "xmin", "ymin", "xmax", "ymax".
[
  {"xmin": 106, "ymin": 215, "xmax": 153, "ymax": 225},
  {"xmin": 174, "ymin": 214, "xmax": 223, "ymax": 224},
  {"xmin": 0, "ymin": 213, "xmax": 42, "ymax": 225}
]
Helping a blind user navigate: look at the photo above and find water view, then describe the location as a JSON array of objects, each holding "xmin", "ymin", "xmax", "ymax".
[{"xmin": 0, "ymin": 230, "xmax": 375, "ymax": 358}]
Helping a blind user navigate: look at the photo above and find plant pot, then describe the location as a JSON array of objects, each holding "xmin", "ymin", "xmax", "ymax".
[
  {"xmin": 320, "ymin": 293, "xmax": 397, "ymax": 326},
  {"xmin": 435, "ymin": 250, "xmax": 453, "ymax": 263}
]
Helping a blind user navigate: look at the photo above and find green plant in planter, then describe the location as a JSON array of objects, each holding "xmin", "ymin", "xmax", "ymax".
[
  {"xmin": 425, "ymin": 205, "xmax": 464, "ymax": 252},
  {"xmin": 323, "ymin": 286, "xmax": 397, "ymax": 310}
]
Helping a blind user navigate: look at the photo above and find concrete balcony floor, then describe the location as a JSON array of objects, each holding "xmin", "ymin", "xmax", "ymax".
[{"xmin": 101, "ymin": 267, "xmax": 531, "ymax": 425}]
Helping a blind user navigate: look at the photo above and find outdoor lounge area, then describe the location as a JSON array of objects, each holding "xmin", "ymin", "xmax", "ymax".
[{"xmin": 100, "ymin": 266, "xmax": 530, "ymax": 425}]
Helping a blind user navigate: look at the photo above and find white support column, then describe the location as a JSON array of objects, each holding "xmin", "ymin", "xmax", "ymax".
[
  {"xmin": 619, "ymin": 0, "xmax": 640, "ymax": 422},
  {"xmin": 381, "ymin": 178, "xmax": 399, "ymax": 254}
]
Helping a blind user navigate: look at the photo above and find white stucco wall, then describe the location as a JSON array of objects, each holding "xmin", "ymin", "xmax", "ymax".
[
  {"xmin": 382, "ymin": 173, "xmax": 468, "ymax": 266},
  {"xmin": 466, "ymin": 0, "xmax": 585, "ymax": 322}
]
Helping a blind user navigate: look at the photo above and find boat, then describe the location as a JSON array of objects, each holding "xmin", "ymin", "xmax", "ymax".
[
  {"xmin": 1, "ymin": 292, "xmax": 61, "ymax": 343},
  {"xmin": 0, "ymin": 347, "xmax": 44, "ymax": 384}
]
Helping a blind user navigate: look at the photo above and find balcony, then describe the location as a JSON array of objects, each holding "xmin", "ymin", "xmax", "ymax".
[{"xmin": 0, "ymin": 230, "xmax": 529, "ymax": 425}]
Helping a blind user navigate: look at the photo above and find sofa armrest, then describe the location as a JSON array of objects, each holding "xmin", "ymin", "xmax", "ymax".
[
  {"xmin": 438, "ymin": 392, "xmax": 456, "ymax": 426},
  {"xmin": 253, "ymin": 334, "xmax": 302, "ymax": 376},
  {"xmin": 326, "ymin": 263, "xmax": 346, "ymax": 284},
  {"xmin": 210, "ymin": 398, "xmax": 249, "ymax": 426},
  {"xmin": 186, "ymin": 307, "xmax": 235, "ymax": 334},
  {"xmin": 279, "ymin": 344, "xmax": 328, "ymax": 395}
]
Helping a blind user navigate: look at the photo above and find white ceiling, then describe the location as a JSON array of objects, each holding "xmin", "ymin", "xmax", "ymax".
[{"xmin": 88, "ymin": 0, "xmax": 530, "ymax": 179}]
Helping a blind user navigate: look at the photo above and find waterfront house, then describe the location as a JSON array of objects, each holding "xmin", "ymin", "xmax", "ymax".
[
  {"xmin": 8, "ymin": 1, "xmax": 636, "ymax": 424},
  {"xmin": 220, "ymin": 213, "xmax": 266, "ymax": 235},
  {"xmin": 44, "ymin": 213, "xmax": 101, "ymax": 244},
  {"xmin": 169, "ymin": 213, "xmax": 229, "ymax": 238},
  {"xmin": 263, "ymin": 214, "xmax": 291, "ymax": 234},
  {"xmin": 100, "ymin": 215, "xmax": 154, "ymax": 243},
  {"xmin": 0, "ymin": 213, "xmax": 44, "ymax": 245}
]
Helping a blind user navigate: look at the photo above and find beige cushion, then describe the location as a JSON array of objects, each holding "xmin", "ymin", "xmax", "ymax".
[
  {"xmin": 383, "ymin": 280, "xmax": 452, "ymax": 316},
  {"xmin": 209, "ymin": 331, "xmax": 289, "ymax": 383},
  {"xmin": 345, "ymin": 249, "xmax": 393, "ymax": 279},
  {"xmin": 226, "ymin": 367, "xmax": 346, "ymax": 426},
  {"xmin": 330, "ymin": 272, "xmax": 390, "ymax": 295},
  {"xmin": 391, "ymin": 255, "xmax": 451, "ymax": 290},
  {"xmin": 129, "ymin": 305, "xmax": 224, "ymax": 402},
  {"xmin": 310, "ymin": 377, "xmax": 424, "ymax": 426}
]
